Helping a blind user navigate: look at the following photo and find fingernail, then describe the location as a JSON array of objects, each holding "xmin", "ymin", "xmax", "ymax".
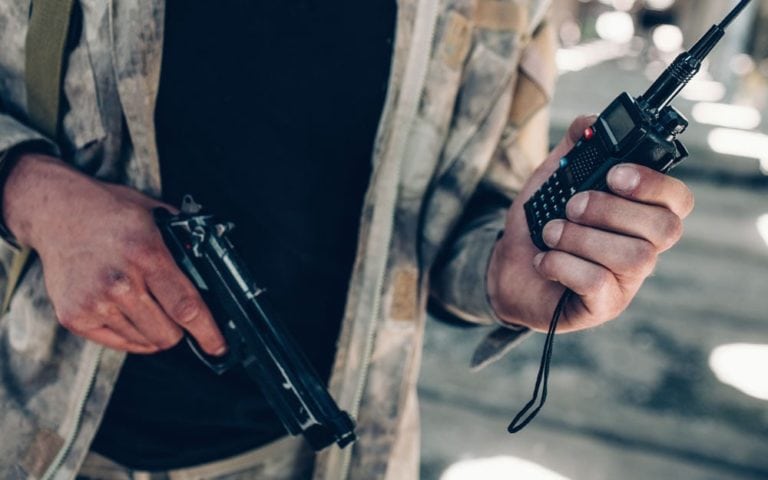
[
  {"xmin": 214, "ymin": 344, "xmax": 228, "ymax": 356},
  {"xmin": 567, "ymin": 193, "xmax": 589, "ymax": 219},
  {"xmin": 543, "ymin": 221, "xmax": 565, "ymax": 248},
  {"xmin": 533, "ymin": 253, "xmax": 545, "ymax": 269},
  {"xmin": 609, "ymin": 165, "xmax": 640, "ymax": 193}
]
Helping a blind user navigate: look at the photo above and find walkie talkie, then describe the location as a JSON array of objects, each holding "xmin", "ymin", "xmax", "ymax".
[
  {"xmin": 511, "ymin": 1, "xmax": 752, "ymax": 433},
  {"xmin": 525, "ymin": 0, "xmax": 752, "ymax": 250}
]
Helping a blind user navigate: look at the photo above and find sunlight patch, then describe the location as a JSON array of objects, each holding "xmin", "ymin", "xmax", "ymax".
[
  {"xmin": 441, "ymin": 456, "xmax": 571, "ymax": 480},
  {"xmin": 709, "ymin": 344, "xmax": 768, "ymax": 401}
]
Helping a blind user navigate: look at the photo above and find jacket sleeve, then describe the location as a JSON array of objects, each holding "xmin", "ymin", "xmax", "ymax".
[{"xmin": 429, "ymin": 17, "xmax": 557, "ymax": 363}]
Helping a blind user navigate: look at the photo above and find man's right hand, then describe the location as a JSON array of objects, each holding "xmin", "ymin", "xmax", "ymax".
[{"xmin": 2, "ymin": 152, "xmax": 227, "ymax": 355}]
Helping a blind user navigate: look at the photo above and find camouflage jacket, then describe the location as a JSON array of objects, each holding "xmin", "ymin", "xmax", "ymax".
[{"xmin": 0, "ymin": 0, "xmax": 555, "ymax": 478}]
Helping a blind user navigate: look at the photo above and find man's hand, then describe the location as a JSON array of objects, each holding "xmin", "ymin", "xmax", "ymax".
[
  {"xmin": 487, "ymin": 116, "xmax": 695, "ymax": 333},
  {"xmin": 2, "ymin": 153, "xmax": 227, "ymax": 354}
]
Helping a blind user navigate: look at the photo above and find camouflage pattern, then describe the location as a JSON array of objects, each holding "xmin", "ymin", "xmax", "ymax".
[
  {"xmin": 76, "ymin": 435, "xmax": 314, "ymax": 479},
  {"xmin": 0, "ymin": 0, "xmax": 555, "ymax": 478}
]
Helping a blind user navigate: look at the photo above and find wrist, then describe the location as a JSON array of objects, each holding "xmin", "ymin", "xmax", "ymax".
[
  {"xmin": 486, "ymin": 233, "xmax": 530, "ymax": 330},
  {"xmin": 2, "ymin": 153, "xmax": 103, "ymax": 250}
]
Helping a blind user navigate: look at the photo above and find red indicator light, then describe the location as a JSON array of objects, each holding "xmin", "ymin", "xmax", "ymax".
[{"xmin": 583, "ymin": 127, "xmax": 595, "ymax": 141}]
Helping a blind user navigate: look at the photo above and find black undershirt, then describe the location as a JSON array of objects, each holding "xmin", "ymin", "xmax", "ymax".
[{"xmin": 91, "ymin": 0, "xmax": 395, "ymax": 470}]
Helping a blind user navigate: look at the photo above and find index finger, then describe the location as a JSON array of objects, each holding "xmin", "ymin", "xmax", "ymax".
[
  {"xmin": 607, "ymin": 164, "xmax": 695, "ymax": 219},
  {"xmin": 144, "ymin": 256, "xmax": 227, "ymax": 356},
  {"xmin": 550, "ymin": 115, "xmax": 599, "ymax": 162}
]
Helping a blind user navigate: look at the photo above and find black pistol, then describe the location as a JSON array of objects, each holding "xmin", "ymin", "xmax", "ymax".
[
  {"xmin": 154, "ymin": 196, "xmax": 357, "ymax": 451},
  {"xmin": 525, "ymin": 0, "xmax": 752, "ymax": 250}
]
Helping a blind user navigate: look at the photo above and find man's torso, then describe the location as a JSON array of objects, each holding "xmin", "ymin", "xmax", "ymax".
[{"xmin": 91, "ymin": 0, "xmax": 395, "ymax": 469}]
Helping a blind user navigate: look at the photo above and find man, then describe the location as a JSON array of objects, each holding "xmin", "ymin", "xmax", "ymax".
[{"xmin": 0, "ymin": 0, "xmax": 693, "ymax": 479}]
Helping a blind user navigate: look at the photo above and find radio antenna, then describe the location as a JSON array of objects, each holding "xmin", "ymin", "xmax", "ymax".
[{"xmin": 639, "ymin": 0, "xmax": 752, "ymax": 113}]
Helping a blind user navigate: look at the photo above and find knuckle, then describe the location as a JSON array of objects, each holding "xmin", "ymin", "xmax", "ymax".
[
  {"xmin": 577, "ymin": 191, "xmax": 599, "ymax": 221},
  {"xmin": 661, "ymin": 214, "xmax": 684, "ymax": 247},
  {"xmin": 126, "ymin": 246, "xmax": 168, "ymax": 276},
  {"xmin": 669, "ymin": 176, "xmax": 695, "ymax": 213},
  {"xmin": 58, "ymin": 311, "xmax": 88, "ymax": 331},
  {"xmin": 101, "ymin": 268, "xmax": 133, "ymax": 298},
  {"xmin": 57, "ymin": 313, "xmax": 77, "ymax": 330},
  {"xmin": 682, "ymin": 188, "xmax": 695, "ymax": 217},
  {"xmin": 556, "ymin": 222, "xmax": 574, "ymax": 248},
  {"xmin": 125, "ymin": 241, "xmax": 157, "ymax": 262},
  {"xmin": 130, "ymin": 242, "xmax": 168, "ymax": 271},
  {"xmin": 537, "ymin": 252, "xmax": 565, "ymax": 283},
  {"xmin": 572, "ymin": 115, "xmax": 596, "ymax": 130},
  {"xmin": 137, "ymin": 291, "xmax": 153, "ymax": 304},
  {"xmin": 77, "ymin": 295, "xmax": 100, "ymax": 315},
  {"xmin": 632, "ymin": 241, "xmax": 657, "ymax": 270},
  {"xmin": 584, "ymin": 270, "xmax": 611, "ymax": 296},
  {"xmin": 172, "ymin": 297, "xmax": 201, "ymax": 324},
  {"xmin": 537, "ymin": 252, "xmax": 554, "ymax": 276},
  {"xmin": 59, "ymin": 298, "xmax": 102, "ymax": 330},
  {"xmin": 91, "ymin": 300, "xmax": 114, "ymax": 316}
]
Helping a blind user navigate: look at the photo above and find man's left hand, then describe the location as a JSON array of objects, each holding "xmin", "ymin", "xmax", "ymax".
[{"xmin": 487, "ymin": 116, "xmax": 695, "ymax": 333}]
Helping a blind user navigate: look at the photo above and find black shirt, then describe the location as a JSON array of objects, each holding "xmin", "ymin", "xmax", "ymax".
[{"xmin": 91, "ymin": 0, "xmax": 395, "ymax": 469}]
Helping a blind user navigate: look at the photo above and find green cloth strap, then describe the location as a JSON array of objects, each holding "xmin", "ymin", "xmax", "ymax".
[
  {"xmin": 2, "ymin": 247, "xmax": 32, "ymax": 313},
  {"xmin": 3, "ymin": 0, "xmax": 75, "ymax": 313},
  {"xmin": 25, "ymin": 0, "xmax": 76, "ymax": 139}
]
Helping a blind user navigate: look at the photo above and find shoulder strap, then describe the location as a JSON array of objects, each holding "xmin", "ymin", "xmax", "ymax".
[
  {"xmin": 2, "ymin": 248, "xmax": 31, "ymax": 314},
  {"xmin": 25, "ymin": 0, "xmax": 77, "ymax": 139},
  {"xmin": 2, "ymin": 0, "xmax": 76, "ymax": 314}
]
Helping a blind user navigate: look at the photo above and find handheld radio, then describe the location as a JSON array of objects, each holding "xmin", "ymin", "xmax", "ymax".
[
  {"xmin": 511, "ymin": 0, "xmax": 752, "ymax": 433},
  {"xmin": 524, "ymin": 0, "xmax": 752, "ymax": 250}
]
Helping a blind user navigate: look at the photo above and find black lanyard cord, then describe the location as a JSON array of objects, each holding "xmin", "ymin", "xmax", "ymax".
[{"xmin": 508, "ymin": 289, "xmax": 573, "ymax": 433}]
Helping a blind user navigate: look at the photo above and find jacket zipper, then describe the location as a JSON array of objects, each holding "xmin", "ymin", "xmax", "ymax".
[
  {"xmin": 41, "ymin": 345, "xmax": 104, "ymax": 480},
  {"xmin": 337, "ymin": 0, "xmax": 440, "ymax": 477}
]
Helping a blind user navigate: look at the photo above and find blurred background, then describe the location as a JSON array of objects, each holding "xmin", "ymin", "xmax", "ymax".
[{"xmin": 419, "ymin": 1, "xmax": 768, "ymax": 479}]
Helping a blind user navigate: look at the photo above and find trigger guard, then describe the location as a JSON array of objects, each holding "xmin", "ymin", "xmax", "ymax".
[{"xmin": 185, "ymin": 335, "xmax": 240, "ymax": 375}]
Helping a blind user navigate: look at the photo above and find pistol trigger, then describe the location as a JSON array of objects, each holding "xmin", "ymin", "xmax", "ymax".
[{"xmin": 185, "ymin": 335, "xmax": 236, "ymax": 375}]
